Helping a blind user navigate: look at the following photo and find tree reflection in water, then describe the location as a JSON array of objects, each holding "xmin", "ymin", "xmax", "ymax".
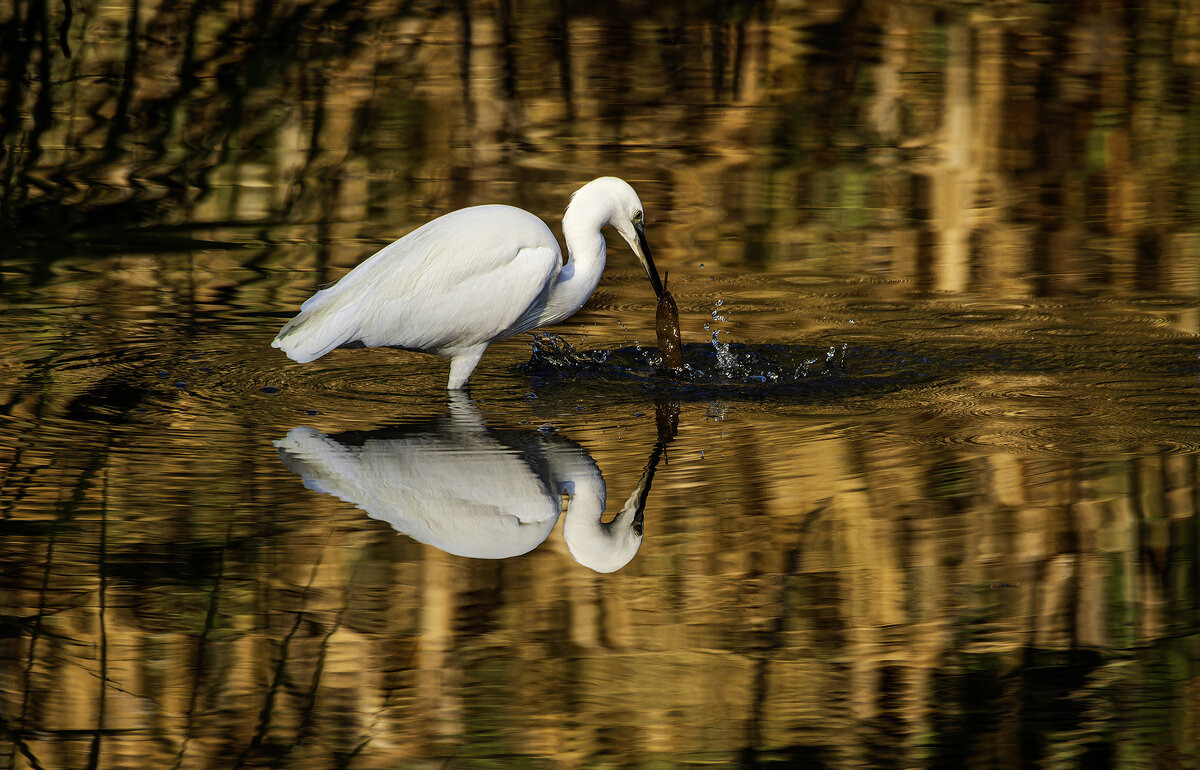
[
  {"xmin": 2, "ymin": 0, "xmax": 1198, "ymax": 300},
  {"xmin": 1, "ymin": 0, "xmax": 1200, "ymax": 767}
]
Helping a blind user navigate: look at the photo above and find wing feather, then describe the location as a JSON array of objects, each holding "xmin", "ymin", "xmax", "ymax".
[{"xmin": 273, "ymin": 205, "xmax": 562, "ymax": 361}]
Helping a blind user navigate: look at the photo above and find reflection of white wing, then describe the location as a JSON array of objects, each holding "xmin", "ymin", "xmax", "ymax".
[
  {"xmin": 275, "ymin": 427, "xmax": 561, "ymax": 559},
  {"xmin": 274, "ymin": 398, "xmax": 655, "ymax": 572}
]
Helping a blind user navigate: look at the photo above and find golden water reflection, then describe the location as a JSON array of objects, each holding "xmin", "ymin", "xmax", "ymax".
[
  {"xmin": 1, "ymin": 394, "xmax": 1198, "ymax": 767},
  {"xmin": 3, "ymin": 0, "xmax": 1200, "ymax": 766},
  {"xmin": 5, "ymin": 0, "xmax": 1200, "ymax": 300}
]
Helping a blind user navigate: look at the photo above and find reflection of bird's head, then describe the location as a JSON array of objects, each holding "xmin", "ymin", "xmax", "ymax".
[
  {"xmin": 565, "ymin": 177, "xmax": 663, "ymax": 300},
  {"xmin": 563, "ymin": 506, "xmax": 644, "ymax": 574},
  {"xmin": 560, "ymin": 449, "xmax": 655, "ymax": 574}
]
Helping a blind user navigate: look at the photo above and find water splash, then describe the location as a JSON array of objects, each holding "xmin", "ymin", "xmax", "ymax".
[
  {"xmin": 711, "ymin": 328, "xmax": 738, "ymax": 375},
  {"xmin": 522, "ymin": 330, "xmax": 934, "ymax": 401},
  {"xmin": 529, "ymin": 332, "xmax": 613, "ymax": 368}
]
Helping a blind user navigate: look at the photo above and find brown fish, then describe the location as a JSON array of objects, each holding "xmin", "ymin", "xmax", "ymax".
[{"xmin": 656, "ymin": 276, "xmax": 683, "ymax": 371}]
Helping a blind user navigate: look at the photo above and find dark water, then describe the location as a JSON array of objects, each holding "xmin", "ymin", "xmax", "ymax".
[{"xmin": 4, "ymin": 1, "xmax": 1200, "ymax": 767}]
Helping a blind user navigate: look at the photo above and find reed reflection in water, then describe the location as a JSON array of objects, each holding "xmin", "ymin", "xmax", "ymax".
[
  {"xmin": 1, "ymin": 0, "xmax": 1200, "ymax": 767},
  {"xmin": 3, "ymin": 0, "xmax": 1200, "ymax": 301},
  {"xmin": 1, "ymin": 400, "xmax": 1198, "ymax": 767}
]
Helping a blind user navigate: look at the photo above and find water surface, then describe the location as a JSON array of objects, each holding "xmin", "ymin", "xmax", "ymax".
[{"xmin": 3, "ymin": 1, "xmax": 1200, "ymax": 767}]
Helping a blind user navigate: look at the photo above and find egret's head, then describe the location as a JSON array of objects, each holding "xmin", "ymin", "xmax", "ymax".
[{"xmin": 570, "ymin": 177, "xmax": 665, "ymax": 300}]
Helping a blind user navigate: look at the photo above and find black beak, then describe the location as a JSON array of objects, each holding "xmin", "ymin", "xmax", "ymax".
[{"xmin": 637, "ymin": 225, "xmax": 664, "ymax": 301}]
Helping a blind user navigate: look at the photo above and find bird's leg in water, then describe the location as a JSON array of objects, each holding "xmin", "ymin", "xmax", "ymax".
[
  {"xmin": 447, "ymin": 344, "xmax": 488, "ymax": 390},
  {"xmin": 656, "ymin": 274, "xmax": 683, "ymax": 371}
]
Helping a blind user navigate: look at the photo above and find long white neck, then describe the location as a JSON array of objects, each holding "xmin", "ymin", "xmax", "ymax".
[
  {"xmin": 561, "ymin": 485, "xmax": 644, "ymax": 574},
  {"xmin": 540, "ymin": 194, "xmax": 610, "ymax": 326},
  {"xmin": 546, "ymin": 443, "xmax": 647, "ymax": 574}
]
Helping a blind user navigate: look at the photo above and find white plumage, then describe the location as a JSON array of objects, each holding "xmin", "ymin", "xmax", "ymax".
[
  {"xmin": 273, "ymin": 396, "xmax": 653, "ymax": 572},
  {"xmin": 273, "ymin": 177, "xmax": 663, "ymax": 389}
]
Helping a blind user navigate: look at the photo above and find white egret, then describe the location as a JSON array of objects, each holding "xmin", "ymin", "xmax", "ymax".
[
  {"xmin": 272, "ymin": 177, "xmax": 663, "ymax": 389},
  {"xmin": 273, "ymin": 396, "xmax": 662, "ymax": 572}
]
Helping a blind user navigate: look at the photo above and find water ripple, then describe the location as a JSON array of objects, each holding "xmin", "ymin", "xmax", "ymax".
[{"xmin": 520, "ymin": 333, "xmax": 936, "ymax": 402}]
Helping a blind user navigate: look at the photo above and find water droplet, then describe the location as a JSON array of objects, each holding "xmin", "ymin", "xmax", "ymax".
[{"xmin": 711, "ymin": 328, "xmax": 737, "ymax": 374}]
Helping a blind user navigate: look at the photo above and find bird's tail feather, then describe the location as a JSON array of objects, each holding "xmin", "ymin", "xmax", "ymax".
[
  {"xmin": 273, "ymin": 427, "xmax": 358, "ymax": 496},
  {"xmin": 272, "ymin": 294, "xmax": 357, "ymax": 363}
]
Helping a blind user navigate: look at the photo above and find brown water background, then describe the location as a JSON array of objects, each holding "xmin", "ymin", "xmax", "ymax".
[{"xmin": 3, "ymin": 0, "xmax": 1200, "ymax": 767}]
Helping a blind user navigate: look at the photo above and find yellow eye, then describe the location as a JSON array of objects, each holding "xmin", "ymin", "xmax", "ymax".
[{"xmin": 633, "ymin": 211, "xmax": 644, "ymax": 226}]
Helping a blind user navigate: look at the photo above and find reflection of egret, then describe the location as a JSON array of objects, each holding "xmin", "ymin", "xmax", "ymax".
[
  {"xmin": 272, "ymin": 177, "xmax": 663, "ymax": 390},
  {"xmin": 274, "ymin": 397, "xmax": 673, "ymax": 572}
]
